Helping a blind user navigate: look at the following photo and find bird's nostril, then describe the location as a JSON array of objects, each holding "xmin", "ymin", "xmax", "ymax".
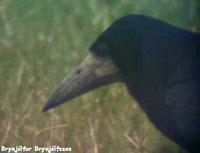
[{"xmin": 76, "ymin": 69, "xmax": 81, "ymax": 75}]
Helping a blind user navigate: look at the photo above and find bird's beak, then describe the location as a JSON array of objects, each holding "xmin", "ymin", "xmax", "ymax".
[{"xmin": 43, "ymin": 53, "xmax": 120, "ymax": 112}]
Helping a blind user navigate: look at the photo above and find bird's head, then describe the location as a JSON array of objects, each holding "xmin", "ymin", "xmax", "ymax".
[{"xmin": 43, "ymin": 15, "xmax": 150, "ymax": 111}]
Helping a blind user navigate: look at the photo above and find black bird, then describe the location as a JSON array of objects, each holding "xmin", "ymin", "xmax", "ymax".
[{"xmin": 43, "ymin": 15, "xmax": 200, "ymax": 153}]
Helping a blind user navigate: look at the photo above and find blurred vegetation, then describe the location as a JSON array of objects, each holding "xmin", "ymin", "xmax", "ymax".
[{"xmin": 0, "ymin": 0, "xmax": 199, "ymax": 153}]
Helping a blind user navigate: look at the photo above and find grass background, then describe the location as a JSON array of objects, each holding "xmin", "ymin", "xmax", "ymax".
[{"xmin": 0, "ymin": 0, "xmax": 199, "ymax": 153}]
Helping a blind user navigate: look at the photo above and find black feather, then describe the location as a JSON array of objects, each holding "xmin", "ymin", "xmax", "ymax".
[{"xmin": 90, "ymin": 15, "xmax": 200, "ymax": 153}]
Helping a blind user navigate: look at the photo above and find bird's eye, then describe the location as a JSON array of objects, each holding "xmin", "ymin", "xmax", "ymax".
[
  {"xmin": 90, "ymin": 40, "xmax": 110, "ymax": 57},
  {"xmin": 94, "ymin": 42, "xmax": 110, "ymax": 57},
  {"xmin": 98, "ymin": 43, "xmax": 107, "ymax": 50}
]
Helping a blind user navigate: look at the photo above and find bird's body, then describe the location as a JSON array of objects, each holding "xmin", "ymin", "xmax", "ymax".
[
  {"xmin": 44, "ymin": 15, "xmax": 200, "ymax": 153},
  {"xmin": 91, "ymin": 15, "xmax": 200, "ymax": 153}
]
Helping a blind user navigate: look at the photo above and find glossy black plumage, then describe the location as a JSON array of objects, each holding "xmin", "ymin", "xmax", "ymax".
[{"xmin": 90, "ymin": 15, "xmax": 200, "ymax": 153}]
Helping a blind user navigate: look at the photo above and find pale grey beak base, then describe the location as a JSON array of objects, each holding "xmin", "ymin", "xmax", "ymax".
[{"xmin": 43, "ymin": 53, "xmax": 120, "ymax": 112}]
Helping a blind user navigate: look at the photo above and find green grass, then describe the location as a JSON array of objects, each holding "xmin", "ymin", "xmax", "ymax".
[{"xmin": 0, "ymin": 0, "xmax": 199, "ymax": 153}]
